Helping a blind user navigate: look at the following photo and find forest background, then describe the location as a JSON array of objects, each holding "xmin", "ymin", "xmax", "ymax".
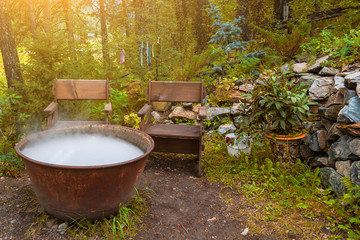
[{"xmin": 1, "ymin": 0, "xmax": 360, "ymax": 161}]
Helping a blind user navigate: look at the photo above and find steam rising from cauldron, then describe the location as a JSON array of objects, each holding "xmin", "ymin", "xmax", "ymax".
[{"xmin": 21, "ymin": 133, "xmax": 145, "ymax": 166}]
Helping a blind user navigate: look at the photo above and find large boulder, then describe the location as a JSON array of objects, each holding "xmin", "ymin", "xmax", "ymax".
[
  {"xmin": 297, "ymin": 74, "xmax": 321, "ymax": 88},
  {"xmin": 328, "ymin": 135, "xmax": 358, "ymax": 162},
  {"xmin": 309, "ymin": 77, "xmax": 333, "ymax": 100},
  {"xmin": 350, "ymin": 161, "xmax": 360, "ymax": 187},
  {"xmin": 349, "ymin": 138, "xmax": 360, "ymax": 157},
  {"xmin": 324, "ymin": 105, "xmax": 344, "ymax": 121},
  {"xmin": 344, "ymin": 90, "xmax": 357, "ymax": 105},
  {"xmin": 335, "ymin": 161, "xmax": 351, "ymax": 178}
]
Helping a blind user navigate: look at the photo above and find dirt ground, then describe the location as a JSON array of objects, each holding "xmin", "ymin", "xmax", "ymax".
[{"xmin": 0, "ymin": 154, "xmax": 299, "ymax": 240}]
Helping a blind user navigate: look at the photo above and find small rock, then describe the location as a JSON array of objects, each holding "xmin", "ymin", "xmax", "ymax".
[
  {"xmin": 280, "ymin": 63, "xmax": 290, "ymax": 74},
  {"xmin": 292, "ymin": 62, "xmax": 308, "ymax": 73},
  {"xmin": 319, "ymin": 67, "xmax": 340, "ymax": 76},
  {"xmin": 169, "ymin": 106, "xmax": 196, "ymax": 120},
  {"xmin": 316, "ymin": 157, "xmax": 332, "ymax": 167},
  {"xmin": 10, "ymin": 220, "xmax": 16, "ymax": 224},
  {"xmin": 333, "ymin": 76, "xmax": 346, "ymax": 91},
  {"xmin": 238, "ymin": 83, "xmax": 254, "ymax": 92},
  {"xmin": 308, "ymin": 55, "xmax": 329, "ymax": 73},
  {"xmin": 217, "ymin": 123, "xmax": 236, "ymax": 135},
  {"xmin": 181, "ymin": 102, "xmax": 193, "ymax": 110},
  {"xmin": 206, "ymin": 107, "xmax": 230, "ymax": 121},
  {"xmin": 241, "ymin": 228, "xmax": 249, "ymax": 236},
  {"xmin": 151, "ymin": 111, "xmax": 161, "ymax": 123},
  {"xmin": 163, "ymin": 120, "xmax": 174, "ymax": 124},
  {"xmin": 57, "ymin": 222, "xmax": 68, "ymax": 234},
  {"xmin": 152, "ymin": 102, "xmax": 172, "ymax": 112}
]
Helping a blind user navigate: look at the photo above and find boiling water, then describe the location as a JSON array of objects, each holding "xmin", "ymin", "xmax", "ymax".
[{"xmin": 21, "ymin": 133, "xmax": 145, "ymax": 166}]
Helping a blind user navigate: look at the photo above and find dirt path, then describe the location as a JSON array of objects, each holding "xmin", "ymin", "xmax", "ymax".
[{"xmin": 0, "ymin": 154, "xmax": 284, "ymax": 240}]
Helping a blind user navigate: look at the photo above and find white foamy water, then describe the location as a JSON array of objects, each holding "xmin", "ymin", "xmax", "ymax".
[{"xmin": 21, "ymin": 133, "xmax": 145, "ymax": 166}]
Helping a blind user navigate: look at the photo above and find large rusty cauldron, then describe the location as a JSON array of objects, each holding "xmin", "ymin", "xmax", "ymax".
[{"xmin": 15, "ymin": 124, "xmax": 154, "ymax": 221}]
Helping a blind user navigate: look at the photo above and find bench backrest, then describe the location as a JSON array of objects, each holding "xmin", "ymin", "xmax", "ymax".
[
  {"xmin": 148, "ymin": 80, "xmax": 205, "ymax": 103},
  {"xmin": 54, "ymin": 79, "xmax": 110, "ymax": 101}
]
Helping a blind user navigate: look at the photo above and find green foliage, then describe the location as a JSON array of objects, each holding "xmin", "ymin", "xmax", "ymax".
[
  {"xmin": 0, "ymin": 152, "xmax": 23, "ymax": 177},
  {"xmin": 256, "ymin": 22, "xmax": 311, "ymax": 61},
  {"xmin": 243, "ymin": 70, "xmax": 316, "ymax": 135},
  {"xmin": 302, "ymin": 29, "xmax": 360, "ymax": 66},
  {"xmin": 202, "ymin": 134, "xmax": 348, "ymax": 237}
]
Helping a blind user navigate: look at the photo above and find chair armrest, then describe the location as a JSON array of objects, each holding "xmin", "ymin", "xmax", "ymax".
[
  {"xmin": 198, "ymin": 106, "xmax": 207, "ymax": 120},
  {"xmin": 104, "ymin": 102, "xmax": 112, "ymax": 114},
  {"xmin": 44, "ymin": 102, "xmax": 58, "ymax": 115},
  {"xmin": 137, "ymin": 104, "xmax": 151, "ymax": 117}
]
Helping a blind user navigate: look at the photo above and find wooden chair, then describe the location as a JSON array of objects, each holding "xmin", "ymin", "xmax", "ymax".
[
  {"xmin": 44, "ymin": 79, "xmax": 112, "ymax": 129},
  {"xmin": 137, "ymin": 80, "xmax": 207, "ymax": 176}
]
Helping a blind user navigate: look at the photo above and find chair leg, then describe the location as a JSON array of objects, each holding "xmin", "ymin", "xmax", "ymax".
[{"xmin": 197, "ymin": 142, "xmax": 204, "ymax": 177}]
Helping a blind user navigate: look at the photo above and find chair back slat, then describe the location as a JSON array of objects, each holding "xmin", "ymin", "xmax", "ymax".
[
  {"xmin": 55, "ymin": 79, "xmax": 110, "ymax": 100},
  {"xmin": 149, "ymin": 81, "xmax": 203, "ymax": 103}
]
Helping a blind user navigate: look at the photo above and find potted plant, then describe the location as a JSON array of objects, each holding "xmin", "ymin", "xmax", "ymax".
[{"xmin": 243, "ymin": 70, "xmax": 316, "ymax": 160}]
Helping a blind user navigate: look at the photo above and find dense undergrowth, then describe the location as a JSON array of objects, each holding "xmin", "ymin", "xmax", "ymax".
[{"xmin": 202, "ymin": 133, "xmax": 360, "ymax": 239}]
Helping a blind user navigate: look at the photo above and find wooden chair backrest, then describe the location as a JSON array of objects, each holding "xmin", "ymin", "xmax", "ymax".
[
  {"xmin": 54, "ymin": 79, "xmax": 110, "ymax": 102},
  {"xmin": 148, "ymin": 80, "xmax": 205, "ymax": 103}
]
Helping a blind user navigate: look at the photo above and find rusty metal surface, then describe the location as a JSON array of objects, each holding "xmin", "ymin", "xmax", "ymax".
[{"xmin": 15, "ymin": 124, "xmax": 154, "ymax": 221}]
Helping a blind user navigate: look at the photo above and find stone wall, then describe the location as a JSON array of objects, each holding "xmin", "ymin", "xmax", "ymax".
[{"xmin": 149, "ymin": 58, "xmax": 360, "ymax": 196}]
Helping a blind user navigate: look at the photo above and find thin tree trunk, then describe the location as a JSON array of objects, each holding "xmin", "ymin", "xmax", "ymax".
[
  {"xmin": 0, "ymin": 0, "xmax": 24, "ymax": 88},
  {"xmin": 62, "ymin": 0, "xmax": 75, "ymax": 59},
  {"xmin": 27, "ymin": 0, "xmax": 37, "ymax": 39},
  {"xmin": 99, "ymin": 0, "xmax": 110, "ymax": 75},
  {"xmin": 122, "ymin": 0, "xmax": 130, "ymax": 37},
  {"xmin": 43, "ymin": 0, "xmax": 51, "ymax": 34},
  {"xmin": 194, "ymin": 0, "xmax": 210, "ymax": 53}
]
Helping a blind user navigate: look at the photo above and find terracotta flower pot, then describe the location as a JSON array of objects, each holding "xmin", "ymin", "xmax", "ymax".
[{"xmin": 265, "ymin": 132, "xmax": 306, "ymax": 161}]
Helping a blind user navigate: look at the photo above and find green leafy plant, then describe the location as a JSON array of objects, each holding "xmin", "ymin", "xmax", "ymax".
[{"xmin": 243, "ymin": 70, "xmax": 316, "ymax": 135}]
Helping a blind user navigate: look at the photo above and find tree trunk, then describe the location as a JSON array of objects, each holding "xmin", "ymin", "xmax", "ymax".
[
  {"xmin": 99, "ymin": 0, "xmax": 110, "ymax": 75},
  {"xmin": 274, "ymin": 0, "xmax": 286, "ymax": 21},
  {"xmin": 194, "ymin": 0, "xmax": 210, "ymax": 53},
  {"xmin": 122, "ymin": 0, "xmax": 130, "ymax": 37},
  {"xmin": 0, "ymin": 0, "xmax": 24, "ymax": 88},
  {"xmin": 62, "ymin": 0, "xmax": 75, "ymax": 59},
  {"xmin": 43, "ymin": 0, "xmax": 51, "ymax": 34},
  {"xmin": 134, "ymin": 0, "xmax": 144, "ymax": 36},
  {"xmin": 27, "ymin": 0, "xmax": 37, "ymax": 39}
]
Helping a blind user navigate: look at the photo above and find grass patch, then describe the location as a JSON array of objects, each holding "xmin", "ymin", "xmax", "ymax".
[{"xmin": 202, "ymin": 133, "xmax": 355, "ymax": 238}]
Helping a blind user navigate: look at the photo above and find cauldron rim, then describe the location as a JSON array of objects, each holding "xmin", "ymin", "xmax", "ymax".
[{"xmin": 15, "ymin": 124, "xmax": 154, "ymax": 170}]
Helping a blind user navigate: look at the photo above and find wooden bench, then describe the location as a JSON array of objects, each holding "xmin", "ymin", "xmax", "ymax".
[
  {"xmin": 137, "ymin": 80, "xmax": 207, "ymax": 176},
  {"xmin": 44, "ymin": 79, "xmax": 112, "ymax": 129}
]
